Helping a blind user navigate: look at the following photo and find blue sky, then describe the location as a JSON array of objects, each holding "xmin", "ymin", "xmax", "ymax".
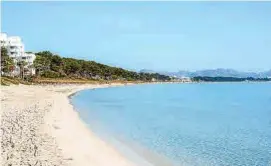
[{"xmin": 2, "ymin": 1, "xmax": 271, "ymax": 72}]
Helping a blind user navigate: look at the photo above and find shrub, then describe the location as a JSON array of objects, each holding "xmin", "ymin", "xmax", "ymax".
[{"xmin": 41, "ymin": 71, "xmax": 60, "ymax": 78}]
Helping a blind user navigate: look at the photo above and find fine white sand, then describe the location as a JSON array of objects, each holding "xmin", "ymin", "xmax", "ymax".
[{"xmin": 0, "ymin": 84, "xmax": 137, "ymax": 166}]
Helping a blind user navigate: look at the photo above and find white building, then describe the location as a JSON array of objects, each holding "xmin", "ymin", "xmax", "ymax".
[
  {"xmin": 0, "ymin": 33, "xmax": 36, "ymax": 76},
  {"xmin": 180, "ymin": 76, "xmax": 191, "ymax": 82},
  {"xmin": 0, "ymin": 33, "xmax": 25, "ymax": 62},
  {"xmin": 0, "ymin": 33, "xmax": 8, "ymax": 46}
]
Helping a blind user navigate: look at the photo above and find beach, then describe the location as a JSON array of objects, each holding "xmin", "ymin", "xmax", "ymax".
[{"xmin": 0, "ymin": 83, "xmax": 137, "ymax": 166}]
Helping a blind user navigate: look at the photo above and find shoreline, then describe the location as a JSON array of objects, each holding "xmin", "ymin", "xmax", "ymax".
[
  {"xmin": 68, "ymin": 84, "xmax": 176, "ymax": 166},
  {"xmin": 1, "ymin": 82, "xmax": 269, "ymax": 165},
  {"xmin": 0, "ymin": 83, "xmax": 138, "ymax": 166}
]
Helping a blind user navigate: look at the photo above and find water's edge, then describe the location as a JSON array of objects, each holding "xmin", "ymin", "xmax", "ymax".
[
  {"xmin": 69, "ymin": 82, "xmax": 271, "ymax": 166},
  {"xmin": 69, "ymin": 85, "xmax": 176, "ymax": 166}
]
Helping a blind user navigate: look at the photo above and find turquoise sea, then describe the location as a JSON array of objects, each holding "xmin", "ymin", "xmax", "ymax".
[{"xmin": 71, "ymin": 83, "xmax": 271, "ymax": 166}]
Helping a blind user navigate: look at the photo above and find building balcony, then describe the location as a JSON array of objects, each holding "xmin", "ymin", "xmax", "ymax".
[
  {"xmin": 9, "ymin": 54, "xmax": 17, "ymax": 58},
  {"xmin": 9, "ymin": 52, "xmax": 23, "ymax": 58},
  {"xmin": 9, "ymin": 48, "xmax": 21, "ymax": 52},
  {"xmin": 8, "ymin": 42, "xmax": 24, "ymax": 47}
]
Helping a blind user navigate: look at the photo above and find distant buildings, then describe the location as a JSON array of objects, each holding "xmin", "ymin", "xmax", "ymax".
[
  {"xmin": 0, "ymin": 33, "xmax": 36, "ymax": 76},
  {"xmin": 180, "ymin": 76, "xmax": 191, "ymax": 82},
  {"xmin": 170, "ymin": 76, "xmax": 192, "ymax": 83}
]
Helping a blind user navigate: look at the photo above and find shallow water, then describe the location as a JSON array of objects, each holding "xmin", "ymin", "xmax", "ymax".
[{"xmin": 71, "ymin": 83, "xmax": 271, "ymax": 166}]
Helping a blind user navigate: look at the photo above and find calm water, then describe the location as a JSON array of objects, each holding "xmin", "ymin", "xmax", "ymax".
[{"xmin": 71, "ymin": 83, "xmax": 271, "ymax": 166}]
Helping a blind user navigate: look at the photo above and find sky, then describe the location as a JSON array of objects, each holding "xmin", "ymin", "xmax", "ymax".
[{"xmin": 2, "ymin": 1, "xmax": 271, "ymax": 72}]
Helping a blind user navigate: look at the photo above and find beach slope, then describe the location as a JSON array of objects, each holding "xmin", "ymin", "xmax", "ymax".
[{"xmin": 0, "ymin": 84, "xmax": 136, "ymax": 166}]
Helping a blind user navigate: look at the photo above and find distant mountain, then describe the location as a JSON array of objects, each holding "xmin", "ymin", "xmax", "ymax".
[
  {"xmin": 139, "ymin": 69, "xmax": 157, "ymax": 74},
  {"xmin": 261, "ymin": 70, "xmax": 271, "ymax": 77},
  {"xmin": 140, "ymin": 68, "xmax": 271, "ymax": 78}
]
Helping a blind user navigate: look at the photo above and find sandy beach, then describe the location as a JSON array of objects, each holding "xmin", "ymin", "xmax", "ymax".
[{"xmin": 0, "ymin": 83, "xmax": 137, "ymax": 166}]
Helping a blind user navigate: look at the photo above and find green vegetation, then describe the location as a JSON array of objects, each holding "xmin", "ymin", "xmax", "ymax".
[
  {"xmin": 1, "ymin": 49, "xmax": 170, "ymax": 85},
  {"xmin": 1, "ymin": 47, "xmax": 15, "ymax": 74},
  {"xmin": 17, "ymin": 61, "xmax": 28, "ymax": 79},
  {"xmin": 33, "ymin": 51, "xmax": 171, "ymax": 81},
  {"xmin": 1, "ymin": 76, "xmax": 32, "ymax": 86},
  {"xmin": 2, "ymin": 48, "xmax": 270, "ymax": 85},
  {"xmin": 192, "ymin": 76, "xmax": 271, "ymax": 82}
]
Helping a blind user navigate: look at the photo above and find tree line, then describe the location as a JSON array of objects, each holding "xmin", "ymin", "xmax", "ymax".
[
  {"xmin": 1, "ymin": 47, "xmax": 33, "ymax": 79},
  {"xmin": 1, "ymin": 47, "xmax": 14, "ymax": 74},
  {"xmin": 33, "ymin": 51, "xmax": 171, "ymax": 81},
  {"xmin": 192, "ymin": 76, "xmax": 271, "ymax": 82}
]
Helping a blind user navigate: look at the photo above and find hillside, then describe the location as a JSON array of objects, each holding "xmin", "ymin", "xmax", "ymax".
[
  {"xmin": 33, "ymin": 51, "xmax": 171, "ymax": 82},
  {"xmin": 140, "ymin": 68, "xmax": 271, "ymax": 78}
]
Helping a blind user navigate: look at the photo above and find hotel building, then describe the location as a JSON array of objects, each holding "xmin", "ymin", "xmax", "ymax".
[{"xmin": 0, "ymin": 33, "xmax": 36, "ymax": 75}]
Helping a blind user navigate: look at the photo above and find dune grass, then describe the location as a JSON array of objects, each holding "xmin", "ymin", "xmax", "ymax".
[
  {"xmin": 1, "ymin": 76, "xmax": 146, "ymax": 86},
  {"xmin": 32, "ymin": 78, "xmax": 145, "ymax": 84},
  {"xmin": 1, "ymin": 77, "xmax": 19, "ymax": 85}
]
